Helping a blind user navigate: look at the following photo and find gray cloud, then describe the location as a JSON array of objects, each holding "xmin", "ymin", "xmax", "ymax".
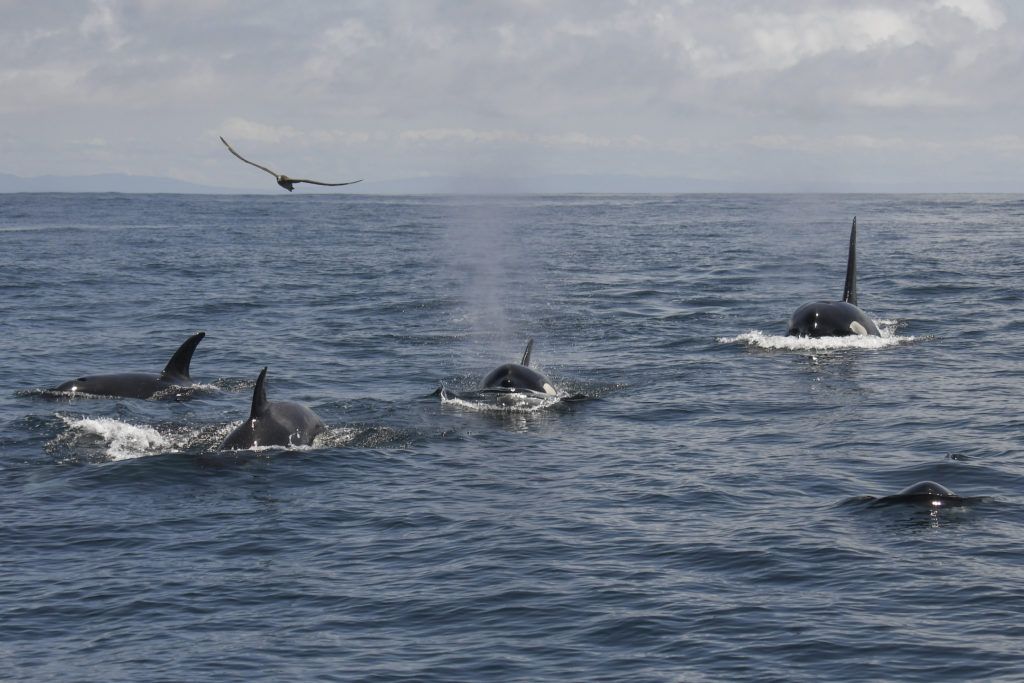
[{"xmin": 1, "ymin": 0, "xmax": 1021, "ymax": 190}]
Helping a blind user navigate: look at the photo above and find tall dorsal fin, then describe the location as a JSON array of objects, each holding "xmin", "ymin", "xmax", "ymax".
[
  {"xmin": 842, "ymin": 217, "xmax": 858, "ymax": 306},
  {"xmin": 521, "ymin": 338, "xmax": 534, "ymax": 367},
  {"xmin": 159, "ymin": 331, "xmax": 205, "ymax": 381},
  {"xmin": 249, "ymin": 367, "xmax": 270, "ymax": 418}
]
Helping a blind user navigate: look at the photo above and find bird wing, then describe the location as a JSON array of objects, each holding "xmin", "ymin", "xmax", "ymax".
[
  {"xmin": 290, "ymin": 178, "xmax": 363, "ymax": 187},
  {"xmin": 219, "ymin": 136, "xmax": 280, "ymax": 178}
]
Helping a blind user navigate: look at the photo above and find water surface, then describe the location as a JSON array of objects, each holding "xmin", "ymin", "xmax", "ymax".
[{"xmin": 2, "ymin": 193, "xmax": 1022, "ymax": 681}]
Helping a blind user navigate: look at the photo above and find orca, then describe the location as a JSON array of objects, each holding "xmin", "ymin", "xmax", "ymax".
[
  {"xmin": 787, "ymin": 217, "xmax": 881, "ymax": 337},
  {"xmin": 52, "ymin": 332, "xmax": 206, "ymax": 399},
  {"xmin": 874, "ymin": 481, "xmax": 969, "ymax": 507},
  {"xmin": 479, "ymin": 339, "xmax": 557, "ymax": 396},
  {"xmin": 220, "ymin": 367, "xmax": 325, "ymax": 450}
]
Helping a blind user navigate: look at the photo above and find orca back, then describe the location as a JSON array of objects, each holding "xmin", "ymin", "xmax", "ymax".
[
  {"xmin": 220, "ymin": 367, "xmax": 325, "ymax": 450},
  {"xmin": 874, "ymin": 481, "xmax": 968, "ymax": 507},
  {"xmin": 479, "ymin": 338, "xmax": 556, "ymax": 395},
  {"xmin": 786, "ymin": 218, "xmax": 880, "ymax": 338}
]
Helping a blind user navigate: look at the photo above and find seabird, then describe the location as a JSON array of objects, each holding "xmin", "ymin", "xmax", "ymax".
[{"xmin": 219, "ymin": 136, "xmax": 362, "ymax": 192}]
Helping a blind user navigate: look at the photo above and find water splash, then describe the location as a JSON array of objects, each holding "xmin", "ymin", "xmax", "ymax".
[
  {"xmin": 150, "ymin": 383, "xmax": 221, "ymax": 400},
  {"xmin": 217, "ymin": 424, "xmax": 358, "ymax": 452},
  {"xmin": 52, "ymin": 417, "xmax": 358, "ymax": 460},
  {"xmin": 439, "ymin": 389, "xmax": 562, "ymax": 413},
  {"xmin": 58, "ymin": 415, "xmax": 173, "ymax": 460},
  {"xmin": 314, "ymin": 426, "xmax": 359, "ymax": 448},
  {"xmin": 718, "ymin": 320, "xmax": 913, "ymax": 351}
]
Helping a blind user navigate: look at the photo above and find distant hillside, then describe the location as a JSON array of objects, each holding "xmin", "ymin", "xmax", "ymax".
[
  {"xmin": 355, "ymin": 174, "xmax": 743, "ymax": 194},
  {"xmin": 0, "ymin": 172, "xmax": 248, "ymax": 194},
  {"xmin": 0, "ymin": 171, "xmax": 734, "ymax": 195},
  {"xmin": 5, "ymin": 171, "xmax": 979, "ymax": 194}
]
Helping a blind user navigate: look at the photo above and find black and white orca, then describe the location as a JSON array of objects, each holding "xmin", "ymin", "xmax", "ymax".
[
  {"xmin": 787, "ymin": 218, "xmax": 880, "ymax": 338},
  {"xmin": 52, "ymin": 332, "xmax": 206, "ymax": 399},
  {"xmin": 480, "ymin": 339, "xmax": 557, "ymax": 396},
  {"xmin": 220, "ymin": 367, "xmax": 325, "ymax": 450}
]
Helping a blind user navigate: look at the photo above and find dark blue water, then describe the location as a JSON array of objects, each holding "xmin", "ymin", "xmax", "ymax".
[{"xmin": 2, "ymin": 193, "xmax": 1023, "ymax": 681}]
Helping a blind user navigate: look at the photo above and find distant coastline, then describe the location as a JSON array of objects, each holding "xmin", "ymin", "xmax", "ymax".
[{"xmin": 0, "ymin": 171, "xmax": 1019, "ymax": 195}]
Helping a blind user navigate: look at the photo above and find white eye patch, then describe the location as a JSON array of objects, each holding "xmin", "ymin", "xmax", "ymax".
[{"xmin": 849, "ymin": 321, "xmax": 868, "ymax": 336}]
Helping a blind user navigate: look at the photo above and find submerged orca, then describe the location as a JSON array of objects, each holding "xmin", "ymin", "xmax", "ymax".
[
  {"xmin": 787, "ymin": 218, "xmax": 880, "ymax": 337},
  {"xmin": 874, "ymin": 481, "xmax": 968, "ymax": 507},
  {"xmin": 480, "ymin": 339, "xmax": 557, "ymax": 396},
  {"xmin": 220, "ymin": 367, "xmax": 325, "ymax": 450},
  {"xmin": 52, "ymin": 332, "xmax": 206, "ymax": 399}
]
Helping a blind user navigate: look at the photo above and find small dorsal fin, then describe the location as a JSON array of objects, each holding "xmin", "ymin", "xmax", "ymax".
[
  {"xmin": 521, "ymin": 338, "xmax": 534, "ymax": 366},
  {"xmin": 842, "ymin": 217, "xmax": 858, "ymax": 306},
  {"xmin": 159, "ymin": 332, "xmax": 205, "ymax": 381},
  {"xmin": 250, "ymin": 367, "xmax": 270, "ymax": 418}
]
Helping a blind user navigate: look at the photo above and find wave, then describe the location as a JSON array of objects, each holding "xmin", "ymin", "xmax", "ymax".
[
  {"xmin": 56, "ymin": 416, "xmax": 176, "ymax": 461},
  {"xmin": 52, "ymin": 416, "xmax": 363, "ymax": 461},
  {"xmin": 150, "ymin": 383, "xmax": 222, "ymax": 400},
  {"xmin": 216, "ymin": 423, "xmax": 358, "ymax": 452},
  {"xmin": 717, "ymin": 319, "xmax": 913, "ymax": 351},
  {"xmin": 438, "ymin": 389, "xmax": 563, "ymax": 413}
]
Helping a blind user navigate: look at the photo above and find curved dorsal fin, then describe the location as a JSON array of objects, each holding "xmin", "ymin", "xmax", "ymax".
[
  {"xmin": 842, "ymin": 217, "xmax": 858, "ymax": 306},
  {"xmin": 521, "ymin": 338, "xmax": 534, "ymax": 366},
  {"xmin": 159, "ymin": 331, "xmax": 206, "ymax": 381},
  {"xmin": 250, "ymin": 367, "xmax": 270, "ymax": 418}
]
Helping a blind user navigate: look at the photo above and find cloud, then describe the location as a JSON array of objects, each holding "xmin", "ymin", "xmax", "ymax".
[
  {"xmin": 748, "ymin": 133, "xmax": 940, "ymax": 152},
  {"xmin": 79, "ymin": 0, "xmax": 128, "ymax": 50},
  {"xmin": 646, "ymin": 5, "xmax": 926, "ymax": 79},
  {"xmin": 394, "ymin": 127, "xmax": 649, "ymax": 149},
  {"xmin": 846, "ymin": 86, "xmax": 969, "ymax": 109},
  {"xmin": 937, "ymin": 0, "xmax": 1005, "ymax": 30},
  {"xmin": 0, "ymin": 1, "xmax": 1022, "ymax": 189},
  {"xmin": 220, "ymin": 117, "xmax": 300, "ymax": 144}
]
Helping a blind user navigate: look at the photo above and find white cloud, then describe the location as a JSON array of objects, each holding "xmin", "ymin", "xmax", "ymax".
[
  {"xmin": 647, "ymin": 5, "xmax": 937, "ymax": 79},
  {"xmin": 846, "ymin": 86, "xmax": 969, "ymax": 109},
  {"xmin": 220, "ymin": 118, "xmax": 299, "ymax": 144},
  {"xmin": 79, "ymin": 0, "xmax": 128, "ymax": 50},
  {"xmin": 937, "ymin": 0, "xmax": 1005, "ymax": 30},
  {"xmin": 398, "ymin": 128, "xmax": 526, "ymax": 144},
  {"xmin": 1, "ymin": 1, "xmax": 1022, "ymax": 189}
]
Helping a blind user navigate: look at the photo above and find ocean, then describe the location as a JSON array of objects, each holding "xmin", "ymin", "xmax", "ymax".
[{"xmin": 1, "ymin": 192, "xmax": 1022, "ymax": 681}]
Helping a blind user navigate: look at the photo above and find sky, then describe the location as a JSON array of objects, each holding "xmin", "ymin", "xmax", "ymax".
[{"xmin": 1, "ymin": 0, "xmax": 1022, "ymax": 191}]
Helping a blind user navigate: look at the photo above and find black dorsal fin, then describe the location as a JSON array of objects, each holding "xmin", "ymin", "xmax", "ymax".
[
  {"xmin": 160, "ymin": 332, "xmax": 205, "ymax": 381},
  {"xmin": 842, "ymin": 217, "xmax": 858, "ymax": 306},
  {"xmin": 250, "ymin": 367, "xmax": 270, "ymax": 418},
  {"xmin": 521, "ymin": 338, "xmax": 534, "ymax": 366}
]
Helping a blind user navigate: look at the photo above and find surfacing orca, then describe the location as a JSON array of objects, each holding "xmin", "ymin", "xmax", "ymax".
[
  {"xmin": 52, "ymin": 331, "xmax": 206, "ymax": 399},
  {"xmin": 874, "ymin": 481, "xmax": 968, "ymax": 508},
  {"xmin": 480, "ymin": 339, "xmax": 557, "ymax": 396},
  {"xmin": 220, "ymin": 367, "xmax": 325, "ymax": 450},
  {"xmin": 787, "ymin": 217, "xmax": 880, "ymax": 338}
]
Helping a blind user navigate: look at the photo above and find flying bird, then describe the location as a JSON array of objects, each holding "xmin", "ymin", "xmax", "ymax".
[{"xmin": 219, "ymin": 136, "xmax": 362, "ymax": 192}]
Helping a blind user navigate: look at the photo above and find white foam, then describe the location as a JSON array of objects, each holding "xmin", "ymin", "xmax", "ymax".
[
  {"xmin": 215, "ymin": 423, "xmax": 355, "ymax": 452},
  {"xmin": 150, "ymin": 382, "xmax": 221, "ymax": 400},
  {"xmin": 317, "ymin": 426, "xmax": 358, "ymax": 448},
  {"xmin": 220, "ymin": 443, "xmax": 317, "ymax": 453},
  {"xmin": 60, "ymin": 416, "xmax": 173, "ymax": 460},
  {"xmin": 718, "ymin": 321, "xmax": 913, "ymax": 351},
  {"xmin": 440, "ymin": 391, "xmax": 561, "ymax": 413}
]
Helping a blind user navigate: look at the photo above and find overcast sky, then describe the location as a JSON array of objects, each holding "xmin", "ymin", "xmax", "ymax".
[{"xmin": 2, "ymin": 0, "xmax": 1022, "ymax": 191}]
